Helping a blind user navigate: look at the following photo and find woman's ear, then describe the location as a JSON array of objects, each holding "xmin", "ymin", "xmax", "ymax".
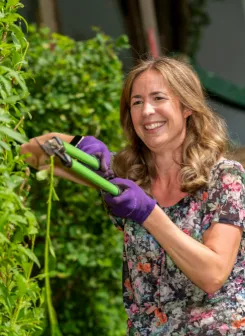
[{"xmin": 183, "ymin": 108, "xmax": 192, "ymax": 119}]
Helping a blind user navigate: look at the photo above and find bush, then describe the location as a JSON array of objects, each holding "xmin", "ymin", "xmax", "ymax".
[
  {"xmin": 23, "ymin": 26, "xmax": 129, "ymax": 335},
  {"xmin": 0, "ymin": 1, "xmax": 44, "ymax": 335}
]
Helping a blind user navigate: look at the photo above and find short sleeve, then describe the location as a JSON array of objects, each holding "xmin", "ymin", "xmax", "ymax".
[{"xmin": 201, "ymin": 160, "xmax": 245, "ymax": 233}]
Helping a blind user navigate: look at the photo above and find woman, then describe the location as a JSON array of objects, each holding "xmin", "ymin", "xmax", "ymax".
[{"xmin": 21, "ymin": 57, "xmax": 245, "ymax": 335}]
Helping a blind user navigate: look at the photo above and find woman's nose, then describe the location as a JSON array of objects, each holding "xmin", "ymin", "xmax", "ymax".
[{"xmin": 142, "ymin": 102, "xmax": 155, "ymax": 116}]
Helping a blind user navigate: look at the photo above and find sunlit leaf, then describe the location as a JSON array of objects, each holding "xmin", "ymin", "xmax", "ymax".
[
  {"xmin": 0, "ymin": 126, "xmax": 27, "ymax": 143},
  {"xmin": 0, "ymin": 140, "xmax": 11, "ymax": 151},
  {"xmin": 6, "ymin": 0, "xmax": 20, "ymax": 9},
  {"xmin": 36, "ymin": 169, "xmax": 49, "ymax": 181},
  {"xmin": 0, "ymin": 115, "xmax": 11, "ymax": 123}
]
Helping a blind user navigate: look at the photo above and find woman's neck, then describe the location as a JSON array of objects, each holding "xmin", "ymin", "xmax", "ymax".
[
  {"xmin": 150, "ymin": 150, "xmax": 187, "ymax": 207},
  {"xmin": 153, "ymin": 149, "xmax": 182, "ymax": 181}
]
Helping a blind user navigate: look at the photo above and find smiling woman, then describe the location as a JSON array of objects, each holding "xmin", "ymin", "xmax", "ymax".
[
  {"xmin": 22, "ymin": 56, "xmax": 245, "ymax": 336},
  {"xmin": 114, "ymin": 57, "xmax": 228, "ymax": 196},
  {"xmin": 129, "ymin": 70, "xmax": 192, "ymax": 157}
]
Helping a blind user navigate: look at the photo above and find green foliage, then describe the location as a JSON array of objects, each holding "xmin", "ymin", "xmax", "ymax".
[
  {"xmin": 0, "ymin": 1, "xmax": 44, "ymax": 335},
  {"xmin": 24, "ymin": 26, "xmax": 128, "ymax": 335}
]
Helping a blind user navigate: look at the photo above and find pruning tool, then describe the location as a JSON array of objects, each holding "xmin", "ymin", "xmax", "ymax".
[{"xmin": 39, "ymin": 136, "xmax": 120, "ymax": 196}]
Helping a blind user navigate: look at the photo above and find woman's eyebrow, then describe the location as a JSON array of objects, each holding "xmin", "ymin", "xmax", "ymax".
[
  {"xmin": 150, "ymin": 91, "xmax": 165, "ymax": 95},
  {"xmin": 131, "ymin": 94, "xmax": 142, "ymax": 99},
  {"xmin": 131, "ymin": 91, "xmax": 165, "ymax": 99}
]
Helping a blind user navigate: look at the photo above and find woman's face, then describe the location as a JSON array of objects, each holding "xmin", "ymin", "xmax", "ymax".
[{"xmin": 130, "ymin": 69, "xmax": 191, "ymax": 155}]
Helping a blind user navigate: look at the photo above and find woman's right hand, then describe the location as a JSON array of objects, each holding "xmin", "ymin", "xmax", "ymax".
[
  {"xmin": 76, "ymin": 136, "xmax": 112, "ymax": 178},
  {"xmin": 20, "ymin": 133, "xmax": 113, "ymax": 185}
]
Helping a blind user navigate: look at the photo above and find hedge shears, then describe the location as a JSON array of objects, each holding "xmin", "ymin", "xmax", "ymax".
[{"xmin": 38, "ymin": 136, "xmax": 120, "ymax": 196}]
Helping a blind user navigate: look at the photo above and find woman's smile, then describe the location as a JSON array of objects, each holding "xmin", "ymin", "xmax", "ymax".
[{"xmin": 144, "ymin": 121, "xmax": 166, "ymax": 131}]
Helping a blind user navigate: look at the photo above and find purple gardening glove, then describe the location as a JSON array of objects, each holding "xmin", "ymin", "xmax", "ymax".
[
  {"xmin": 103, "ymin": 178, "xmax": 157, "ymax": 225},
  {"xmin": 77, "ymin": 136, "xmax": 112, "ymax": 178}
]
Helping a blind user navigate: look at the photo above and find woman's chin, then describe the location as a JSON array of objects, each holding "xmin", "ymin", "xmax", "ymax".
[{"xmin": 144, "ymin": 140, "xmax": 167, "ymax": 152}]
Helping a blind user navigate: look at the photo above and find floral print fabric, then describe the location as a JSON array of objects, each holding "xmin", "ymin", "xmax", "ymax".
[{"xmin": 109, "ymin": 160, "xmax": 245, "ymax": 335}]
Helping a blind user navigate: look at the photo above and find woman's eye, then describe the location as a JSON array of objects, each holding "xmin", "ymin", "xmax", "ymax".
[
  {"xmin": 132, "ymin": 100, "xmax": 142, "ymax": 106},
  {"xmin": 154, "ymin": 96, "xmax": 164, "ymax": 101}
]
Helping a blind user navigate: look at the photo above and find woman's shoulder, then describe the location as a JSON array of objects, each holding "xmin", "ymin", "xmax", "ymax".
[
  {"xmin": 211, "ymin": 157, "xmax": 244, "ymax": 175},
  {"xmin": 208, "ymin": 157, "xmax": 245, "ymax": 189}
]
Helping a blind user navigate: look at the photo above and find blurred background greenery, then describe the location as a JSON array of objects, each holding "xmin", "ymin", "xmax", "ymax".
[
  {"xmin": 19, "ymin": 26, "xmax": 128, "ymax": 336},
  {"xmin": 23, "ymin": 26, "xmax": 129, "ymax": 335}
]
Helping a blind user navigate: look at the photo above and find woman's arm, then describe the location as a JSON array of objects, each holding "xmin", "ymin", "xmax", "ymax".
[
  {"xmin": 144, "ymin": 206, "xmax": 242, "ymax": 294},
  {"xmin": 20, "ymin": 132, "xmax": 95, "ymax": 187}
]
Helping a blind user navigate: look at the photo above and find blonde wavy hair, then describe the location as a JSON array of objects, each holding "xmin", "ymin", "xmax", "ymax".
[{"xmin": 112, "ymin": 56, "xmax": 229, "ymax": 195}]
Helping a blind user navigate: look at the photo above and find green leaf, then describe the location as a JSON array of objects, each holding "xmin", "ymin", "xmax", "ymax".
[
  {"xmin": 21, "ymin": 261, "xmax": 32, "ymax": 278},
  {"xmin": 17, "ymin": 245, "xmax": 41, "ymax": 268},
  {"xmin": 0, "ymin": 75, "xmax": 12, "ymax": 95},
  {"xmin": 0, "ymin": 65, "xmax": 28, "ymax": 92},
  {"xmin": 9, "ymin": 214, "xmax": 27, "ymax": 225},
  {"xmin": 49, "ymin": 237, "xmax": 56, "ymax": 258},
  {"xmin": 0, "ymin": 140, "xmax": 10, "ymax": 151},
  {"xmin": 0, "ymin": 115, "xmax": 11, "ymax": 123},
  {"xmin": 0, "ymin": 233, "xmax": 10, "ymax": 244},
  {"xmin": 6, "ymin": 0, "xmax": 20, "ymax": 9},
  {"xmin": 0, "ymin": 126, "xmax": 28, "ymax": 143},
  {"xmin": 12, "ymin": 227, "xmax": 24, "ymax": 243},
  {"xmin": 25, "ymin": 211, "xmax": 38, "ymax": 234},
  {"xmin": 0, "ymin": 89, "xmax": 7, "ymax": 100},
  {"xmin": 52, "ymin": 186, "xmax": 59, "ymax": 201},
  {"xmin": 11, "ymin": 32, "xmax": 21, "ymax": 51},
  {"xmin": 0, "ymin": 212, "xmax": 9, "ymax": 233},
  {"xmin": 10, "ymin": 23, "xmax": 27, "ymax": 50},
  {"xmin": 36, "ymin": 169, "xmax": 49, "ymax": 181},
  {"xmin": 0, "ymin": 283, "xmax": 13, "ymax": 311},
  {"xmin": 16, "ymin": 272, "xmax": 28, "ymax": 295}
]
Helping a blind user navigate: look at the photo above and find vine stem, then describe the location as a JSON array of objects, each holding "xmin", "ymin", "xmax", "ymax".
[
  {"xmin": 13, "ymin": 157, "xmax": 62, "ymax": 333},
  {"xmin": 45, "ymin": 156, "xmax": 61, "ymax": 335}
]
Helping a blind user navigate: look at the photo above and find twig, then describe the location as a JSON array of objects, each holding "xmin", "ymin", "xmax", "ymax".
[{"xmin": 14, "ymin": 116, "xmax": 25, "ymax": 131}]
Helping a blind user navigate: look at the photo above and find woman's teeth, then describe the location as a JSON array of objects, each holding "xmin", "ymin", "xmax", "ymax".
[{"xmin": 145, "ymin": 122, "xmax": 165, "ymax": 130}]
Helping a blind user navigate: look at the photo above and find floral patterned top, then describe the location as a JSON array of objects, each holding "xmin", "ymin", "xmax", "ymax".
[{"xmin": 109, "ymin": 159, "xmax": 245, "ymax": 335}]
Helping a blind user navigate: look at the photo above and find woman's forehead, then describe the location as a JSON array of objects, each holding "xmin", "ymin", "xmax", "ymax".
[{"xmin": 131, "ymin": 69, "xmax": 169, "ymax": 95}]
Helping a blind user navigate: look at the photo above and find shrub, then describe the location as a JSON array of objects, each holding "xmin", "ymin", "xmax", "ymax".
[
  {"xmin": 24, "ymin": 26, "xmax": 129, "ymax": 335},
  {"xmin": 0, "ymin": 1, "xmax": 44, "ymax": 335}
]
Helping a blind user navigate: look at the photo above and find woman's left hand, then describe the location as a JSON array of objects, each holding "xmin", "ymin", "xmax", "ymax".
[
  {"xmin": 76, "ymin": 136, "xmax": 113, "ymax": 178},
  {"xmin": 103, "ymin": 178, "xmax": 156, "ymax": 224}
]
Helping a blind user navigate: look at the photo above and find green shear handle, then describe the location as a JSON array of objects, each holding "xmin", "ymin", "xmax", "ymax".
[{"xmin": 42, "ymin": 137, "xmax": 120, "ymax": 196}]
